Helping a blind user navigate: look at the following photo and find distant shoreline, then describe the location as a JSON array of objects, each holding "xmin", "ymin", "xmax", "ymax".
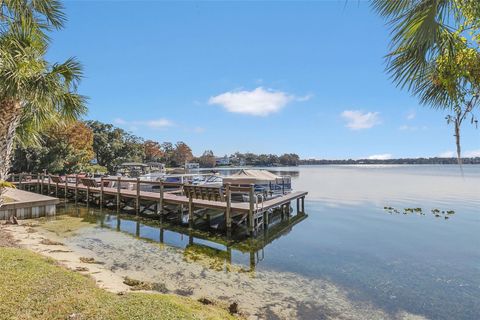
[
  {"xmin": 299, "ymin": 157, "xmax": 480, "ymax": 165},
  {"xmin": 205, "ymin": 158, "xmax": 480, "ymax": 168}
]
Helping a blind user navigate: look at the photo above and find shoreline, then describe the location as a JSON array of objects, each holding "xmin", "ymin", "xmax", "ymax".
[{"xmin": 1, "ymin": 218, "xmax": 428, "ymax": 320}]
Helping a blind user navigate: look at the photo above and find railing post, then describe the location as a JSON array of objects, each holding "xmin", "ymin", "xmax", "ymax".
[
  {"xmin": 65, "ymin": 176, "xmax": 68, "ymax": 199},
  {"xmin": 55, "ymin": 178, "xmax": 58, "ymax": 197},
  {"xmin": 158, "ymin": 181, "xmax": 164, "ymax": 216},
  {"xmin": 40, "ymin": 174, "xmax": 44, "ymax": 194},
  {"xmin": 75, "ymin": 174, "xmax": 79, "ymax": 202},
  {"xmin": 188, "ymin": 190, "xmax": 193, "ymax": 230},
  {"xmin": 248, "ymin": 184, "xmax": 255, "ymax": 234},
  {"xmin": 116, "ymin": 177, "xmax": 121, "ymax": 212},
  {"xmin": 19, "ymin": 173, "xmax": 23, "ymax": 190},
  {"xmin": 135, "ymin": 177, "xmax": 140, "ymax": 215},
  {"xmin": 86, "ymin": 184, "xmax": 90, "ymax": 205},
  {"xmin": 100, "ymin": 177, "xmax": 104, "ymax": 208},
  {"xmin": 296, "ymin": 198, "xmax": 300, "ymax": 214},
  {"xmin": 47, "ymin": 175, "xmax": 51, "ymax": 194},
  {"xmin": 301, "ymin": 196, "xmax": 305, "ymax": 213},
  {"xmin": 225, "ymin": 183, "xmax": 232, "ymax": 230}
]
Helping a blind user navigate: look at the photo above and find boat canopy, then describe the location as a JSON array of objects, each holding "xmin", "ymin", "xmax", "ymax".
[{"xmin": 223, "ymin": 169, "xmax": 281, "ymax": 185}]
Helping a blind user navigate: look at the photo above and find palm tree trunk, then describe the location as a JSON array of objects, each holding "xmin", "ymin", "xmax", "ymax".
[{"xmin": 0, "ymin": 99, "xmax": 22, "ymax": 181}]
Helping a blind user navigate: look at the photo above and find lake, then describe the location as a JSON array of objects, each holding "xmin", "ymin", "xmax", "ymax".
[{"xmin": 39, "ymin": 165, "xmax": 480, "ymax": 319}]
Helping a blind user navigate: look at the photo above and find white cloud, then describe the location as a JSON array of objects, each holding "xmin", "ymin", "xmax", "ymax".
[
  {"xmin": 113, "ymin": 118, "xmax": 174, "ymax": 130},
  {"xmin": 406, "ymin": 111, "xmax": 416, "ymax": 120},
  {"xmin": 464, "ymin": 149, "xmax": 480, "ymax": 157},
  {"xmin": 367, "ymin": 153, "xmax": 393, "ymax": 160},
  {"xmin": 208, "ymin": 87, "xmax": 309, "ymax": 116},
  {"xmin": 439, "ymin": 151, "xmax": 454, "ymax": 158},
  {"xmin": 145, "ymin": 119, "xmax": 174, "ymax": 129},
  {"xmin": 341, "ymin": 110, "xmax": 381, "ymax": 130}
]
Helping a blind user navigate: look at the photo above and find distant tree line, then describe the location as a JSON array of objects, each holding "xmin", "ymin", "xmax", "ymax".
[
  {"xmin": 11, "ymin": 119, "xmax": 302, "ymax": 173},
  {"xmin": 300, "ymin": 158, "xmax": 480, "ymax": 165},
  {"xmin": 11, "ymin": 120, "xmax": 194, "ymax": 174}
]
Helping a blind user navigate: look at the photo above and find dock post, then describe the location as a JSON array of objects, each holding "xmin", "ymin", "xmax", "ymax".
[
  {"xmin": 116, "ymin": 177, "xmax": 121, "ymax": 212},
  {"xmin": 248, "ymin": 184, "xmax": 255, "ymax": 234},
  {"xmin": 225, "ymin": 183, "xmax": 232, "ymax": 231},
  {"xmin": 296, "ymin": 198, "xmax": 300, "ymax": 214},
  {"xmin": 40, "ymin": 174, "xmax": 44, "ymax": 194},
  {"xmin": 135, "ymin": 178, "xmax": 140, "ymax": 215},
  {"xmin": 158, "ymin": 181, "xmax": 164, "ymax": 216},
  {"xmin": 47, "ymin": 175, "xmax": 51, "ymax": 194},
  {"xmin": 100, "ymin": 177, "xmax": 104, "ymax": 208},
  {"xmin": 301, "ymin": 197, "xmax": 305, "ymax": 213},
  {"xmin": 55, "ymin": 179, "xmax": 58, "ymax": 197},
  {"xmin": 86, "ymin": 185, "xmax": 90, "ymax": 205},
  {"xmin": 75, "ymin": 175, "xmax": 79, "ymax": 202},
  {"xmin": 19, "ymin": 173, "xmax": 23, "ymax": 190},
  {"xmin": 65, "ymin": 177, "xmax": 68, "ymax": 199},
  {"xmin": 188, "ymin": 196, "xmax": 193, "ymax": 230}
]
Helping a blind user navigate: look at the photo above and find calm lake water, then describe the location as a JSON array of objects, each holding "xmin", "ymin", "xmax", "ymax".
[{"xmin": 44, "ymin": 165, "xmax": 480, "ymax": 319}]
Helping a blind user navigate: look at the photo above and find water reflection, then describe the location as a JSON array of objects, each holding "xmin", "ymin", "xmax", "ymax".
[{"xmin": 59, "ymin": 204, "xmax": 308, "ymax": 273}]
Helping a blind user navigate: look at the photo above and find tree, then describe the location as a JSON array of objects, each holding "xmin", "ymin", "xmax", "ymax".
[
  {"xmin": 144, "ymin": 140, "xmax": 164, "ymax": 162},
  {"xmin": 160, "ymin": 142, "xmax": 175, "ymax": 166},
  {"xmin": 198, "ymin": 150, "xmax": 216, "ymax": 168},
  {"xmin": 373, "ymin": 0, "xmax": 480, "ymax": 163},
  {"xmin": 279, "ymin": 153, "xmax": 300, "ymax": 166},
  {"xmin": 86, "ymin": 121, "xmax": 145, "ymax": 172},
  {"xmin": 0, "ymin": 0, "xmax": 86, "ymax": 181},
  {"xmin": 12, "ymin": 121, "xmax": 95, "ymax": 174},
  {"xmin": 172, "ymin": 141, "xmax": 193, "ymax": 166}
]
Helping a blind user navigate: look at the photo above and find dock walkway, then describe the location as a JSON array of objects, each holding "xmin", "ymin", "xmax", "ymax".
[{"xmin": 9, "ymin": 173, "xmax": 307, "ymax": 235}]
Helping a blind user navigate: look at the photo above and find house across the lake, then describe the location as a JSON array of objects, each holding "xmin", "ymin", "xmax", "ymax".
[{"xmin": 215, "ymin": 155, "xmax": 230, "ymax": 166}]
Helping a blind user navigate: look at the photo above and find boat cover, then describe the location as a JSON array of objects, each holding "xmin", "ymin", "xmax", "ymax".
[{"xmin": 223, "ymin": 169, "xmax": 281, "ymax": 185}]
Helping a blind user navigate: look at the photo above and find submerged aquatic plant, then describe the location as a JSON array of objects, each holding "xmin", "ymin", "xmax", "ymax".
[{"xmin": 384, "ymin": 206, "xmax": 456, "ymax": 220}]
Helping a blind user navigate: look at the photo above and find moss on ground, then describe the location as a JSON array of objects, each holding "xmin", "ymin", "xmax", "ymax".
[{"xmin": 0, "ymin": 247, "xmax": 237, "ymax": 320}]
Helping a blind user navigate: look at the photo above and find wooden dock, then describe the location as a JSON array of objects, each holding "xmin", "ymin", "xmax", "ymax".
[
  {"xmin": 0, "ymin": 188, "xmax": 59, "ymax": 220},
  {"xmin": 8, "ymin": 173, "xmax": 307, "ymax": 235}
]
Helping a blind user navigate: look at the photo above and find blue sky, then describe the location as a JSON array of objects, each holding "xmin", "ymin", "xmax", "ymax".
[{"xmin": 47, "ymin": 1, "xmax": 479, "ymax": 159}]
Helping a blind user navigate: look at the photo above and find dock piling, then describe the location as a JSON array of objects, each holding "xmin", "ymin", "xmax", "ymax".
[
  {"xmin": 248, "ymin": 184, "xmax": 255, "ymax": 234},
  {"xmin": 100, "ymin": 177, "xmax": 104, "ymax": 208},
  {"xmin": 135, "ymin": 178, "xmax": 140, "ymax": 215},
  {"xmin": 158, "ymin": 181, "xmax": 164, "ymax": 215},
  {"xmin": 116, "ymin": 177, "xmax": 121, "ymax": 211},
  {"xmin": 225, "ymin": 183, "xmax": 232, "ymax": 230}
]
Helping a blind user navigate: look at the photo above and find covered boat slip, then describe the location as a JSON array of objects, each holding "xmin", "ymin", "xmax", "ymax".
[
  {"xmin": 8, "ymin": 172, "xmax": 306, "ymax": 236},
  {"xmin": 223, "ymin": 169, "xmax": 292, "ymax": 193}
]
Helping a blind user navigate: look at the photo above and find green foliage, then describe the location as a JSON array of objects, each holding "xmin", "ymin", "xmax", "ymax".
[
  {"xmin": 83, "ymin": 164, "xmax": 108, "ymax": 174},
  {"xmin": 12, "ymin": 121, "xmax": 94, "ymax": 174},
  {"xmin": 373, "ymin": 0, "xmax": 480, "ymax": 162},
  {"xmin": 0, "ymin": 14, "xmax": 87, "ymax": 147},
  {"xmin": 85, "ymin": 121, "xmax": 145, "ymax": 173}
]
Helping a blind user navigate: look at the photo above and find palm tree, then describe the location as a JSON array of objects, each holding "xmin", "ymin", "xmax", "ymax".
[
  {"xmin": 372, "ymin": 0, "xmax": 480, "ymax": 164},
  {"xmin": 0, "ymin": 0, "xmax": 86, "ymax": 182}
]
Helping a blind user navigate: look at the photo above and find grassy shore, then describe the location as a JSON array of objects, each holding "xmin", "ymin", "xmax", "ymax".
[{"xmin": 0, "ymin": 247, "xmax": 236, "ymax": 320}]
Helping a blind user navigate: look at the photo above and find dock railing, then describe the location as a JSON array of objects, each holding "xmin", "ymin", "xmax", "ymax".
[{"xmin": 7, "ymin": 172, "xmax": 307, "ymax": 236}]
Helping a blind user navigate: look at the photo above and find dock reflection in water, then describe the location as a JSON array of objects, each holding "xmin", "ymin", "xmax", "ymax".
[{"xmin": 59, "ymin": 203, "xmax": 308, "ymax": 273}]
